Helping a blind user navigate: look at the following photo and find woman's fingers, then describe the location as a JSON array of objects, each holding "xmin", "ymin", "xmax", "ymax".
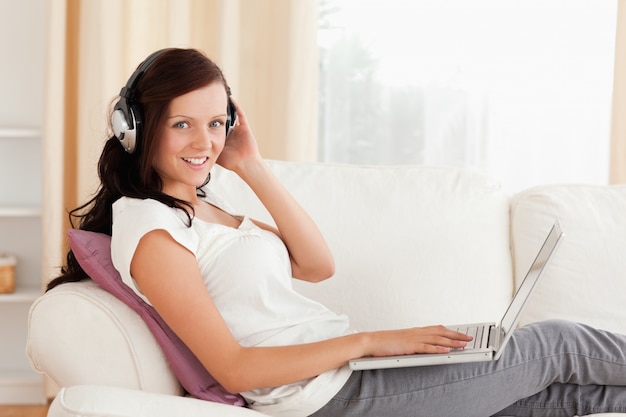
[{"xmin": 366, "ymin": 325, "xmax": 474, "ymax": 357}]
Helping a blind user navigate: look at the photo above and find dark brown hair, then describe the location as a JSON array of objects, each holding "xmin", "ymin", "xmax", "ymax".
[{"xmin": 47, "ymin": 48, "xmax": 230, "ymax": 291}]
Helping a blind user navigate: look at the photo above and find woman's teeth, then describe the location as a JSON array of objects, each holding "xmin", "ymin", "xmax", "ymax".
[{"xmin": 182, "ymin": 157, "xmax": 208, "ymax": 165}]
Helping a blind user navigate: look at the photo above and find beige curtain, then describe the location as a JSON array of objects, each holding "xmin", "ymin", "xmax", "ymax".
[
  {"xmin": 42, "ymin": 0, "xmax": 318, "ymax": 286},
  {"xmin": 611, "ymin": 0, "xmax": 626, "ymax": 184}
]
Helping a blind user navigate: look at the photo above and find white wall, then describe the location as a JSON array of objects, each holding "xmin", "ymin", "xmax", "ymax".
[{"xmin": 0, "ymin": 0, "xmax": 46, "ymax": 127}]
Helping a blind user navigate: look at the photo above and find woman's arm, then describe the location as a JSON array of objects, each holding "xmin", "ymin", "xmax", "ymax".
[
  {"xmin": 131, "ymin": 230, "xmax": 471, "ymax": 394},
  {"xmin": 216, "ymin": 100, "xmax": 334, "ymax": 282},
  {"xmin": 239, "ymin": 160, "xmax": 335, "ymax": 282}
]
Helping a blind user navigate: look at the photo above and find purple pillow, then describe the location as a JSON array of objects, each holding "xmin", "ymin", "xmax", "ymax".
[{"xmin": 67, "ymin": 229, "xmax": 245, "ymax": 406}]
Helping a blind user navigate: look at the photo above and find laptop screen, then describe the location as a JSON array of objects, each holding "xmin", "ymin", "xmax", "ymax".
[{"xmin": 499, "ymin": 221, "xmax": 564, "ymax": 338}]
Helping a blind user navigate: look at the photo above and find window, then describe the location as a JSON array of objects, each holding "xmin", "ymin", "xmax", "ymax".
[{"xmin": 318, "ymin": 0, "xmax": 617, "ymax": 191}]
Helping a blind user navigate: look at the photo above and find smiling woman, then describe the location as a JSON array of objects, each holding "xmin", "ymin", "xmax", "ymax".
[{"xmin": 318, "ymin": 0, "xmax": 618, "ymax": 191}]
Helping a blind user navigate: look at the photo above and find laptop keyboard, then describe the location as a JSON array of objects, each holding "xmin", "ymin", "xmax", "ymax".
[{"xmin": 449, "ymin": 325, "xmax": 484, "ymax": 350}]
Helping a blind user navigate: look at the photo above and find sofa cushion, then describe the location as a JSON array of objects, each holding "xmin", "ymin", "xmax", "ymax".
[
  {"xmin": 66, "ymin": 229, "xmax": 245, "ymax": 406},
  {"xmin": 49, "ymin": 385, "xmax": 266, "ymax": 417},
  {"xmin": 511, "ymin": 184, "xmax": 626, "ymax": 334}
]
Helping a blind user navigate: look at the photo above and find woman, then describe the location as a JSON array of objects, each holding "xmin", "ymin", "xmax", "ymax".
[{"xmin": 49, "ymin": 48, "xmax": 626, "ymax": 417}]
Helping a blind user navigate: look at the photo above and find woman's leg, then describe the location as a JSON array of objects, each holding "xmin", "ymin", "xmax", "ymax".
[
  {"xmin": 311, "ymin": 320, "xmax": 626, "ymax": 417},
  {"xmin": 494, "ymin": 383, "xmax": 626, "ymax": 416}
]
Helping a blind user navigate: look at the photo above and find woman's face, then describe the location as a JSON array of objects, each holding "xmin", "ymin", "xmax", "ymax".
[{"xmin": 154, "ymin": 82, "xmax": 229, "ymax": 199}]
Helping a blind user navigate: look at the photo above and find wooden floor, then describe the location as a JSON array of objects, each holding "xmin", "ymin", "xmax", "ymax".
[{"xmin": 0, "ymin": 405, "xmax": 49, "ymax": 417}]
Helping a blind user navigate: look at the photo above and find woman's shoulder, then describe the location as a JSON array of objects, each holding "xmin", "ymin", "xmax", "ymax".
[
  {"xmin": 114, "ymin": 196, "xmax": 182, "ymax": 214},
  {"xmin": 111, "ymin": 196, "xmax": 200, "ymax": 254},
  {"xmin": 114, "ymin": 196, "xmax": 171, "ymax": 211},
  {"xmin": 113, "ymin": 196, "xmax": 191, "ymax": 228}
]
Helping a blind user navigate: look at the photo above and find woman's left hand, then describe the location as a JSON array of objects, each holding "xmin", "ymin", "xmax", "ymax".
[{"xmin": 216, "ymin": 97, "xmax": 262, "ymax": 172}]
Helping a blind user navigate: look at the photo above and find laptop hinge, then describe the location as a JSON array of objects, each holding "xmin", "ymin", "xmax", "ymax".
[{"xmin": 487, "ymin": 325, "xmax": 497, "ymax": 349}]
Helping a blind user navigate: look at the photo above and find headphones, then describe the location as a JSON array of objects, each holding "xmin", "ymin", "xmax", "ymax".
[{"xmin": 111, "ymin": 49, "xmax": 237, "ymax": 154}]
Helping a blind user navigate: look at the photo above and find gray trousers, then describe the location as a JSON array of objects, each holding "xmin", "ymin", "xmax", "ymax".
[{"xmin": 310, "ymin": 320, "xmax": 626, "ymax": 417}]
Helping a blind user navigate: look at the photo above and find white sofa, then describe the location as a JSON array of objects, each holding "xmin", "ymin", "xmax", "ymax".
[{"xmin": 27, "ymin": 160, "xmax": 626, "ymax": 417}]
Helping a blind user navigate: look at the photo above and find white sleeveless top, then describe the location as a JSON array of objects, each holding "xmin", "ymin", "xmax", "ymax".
[{"xmin": 110, "ymin": 192, "xmax": 353, "ymax": 416}]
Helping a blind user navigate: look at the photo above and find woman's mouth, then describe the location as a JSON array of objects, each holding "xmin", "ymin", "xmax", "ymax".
[{"xmin": 182, "ymin": 157, "xmax": 208, "ymax": 166}]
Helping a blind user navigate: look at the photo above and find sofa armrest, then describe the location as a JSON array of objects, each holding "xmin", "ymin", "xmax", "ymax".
[
  {"xmin": 48, "ymin": 385, "xmax": 266, "ymax": 417},
  {"xmin": 27, "ymin": 281, "xmax": 182, "ymax": 394}
]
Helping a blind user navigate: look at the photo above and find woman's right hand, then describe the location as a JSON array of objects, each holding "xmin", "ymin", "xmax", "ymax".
[{"xmin": 360, "ymin": 326, "xmax": 473, "ymax": 357}]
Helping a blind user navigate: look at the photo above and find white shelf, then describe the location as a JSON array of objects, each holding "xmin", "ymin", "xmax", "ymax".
[
  {"xmin": 0, "ymin": 128, "xmax": 41, "ymax": 139},
  {"xmin": 0, "ymin": 207, "xmax": 41, "ymax": 217}
]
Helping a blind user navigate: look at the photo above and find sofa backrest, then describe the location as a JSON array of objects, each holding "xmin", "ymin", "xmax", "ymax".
[{"xmin": 211, "ymin": 161, "xmax": 513, "ymax": 331}]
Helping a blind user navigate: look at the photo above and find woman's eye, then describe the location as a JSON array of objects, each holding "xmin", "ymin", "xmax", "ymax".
[
  {"xmin": 174, "ymin": 121, "xmax": 189, "ymax": 128},
  {"xmin": 210, "ymin": 120, "xmax": 223, "ymax": 128}
]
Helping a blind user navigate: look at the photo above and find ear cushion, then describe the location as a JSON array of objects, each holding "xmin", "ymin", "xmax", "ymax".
[
  {"xmin": 111, "ymin": 104, "xmax": 139, "ymax": 153},
  {"xmin": 111, "ymin": 49, "xmax": 166, "ymax": 154},
  {"xmin": 226, "ymin": 97, "xmax": 237, "ymax": 137}
]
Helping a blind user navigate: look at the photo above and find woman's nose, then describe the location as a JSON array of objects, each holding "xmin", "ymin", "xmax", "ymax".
[{"xmin": 192, "ymin": 128, "xmax": 213, "ymax": 150}]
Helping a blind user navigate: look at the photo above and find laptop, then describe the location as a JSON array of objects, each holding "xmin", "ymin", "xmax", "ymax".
[{"xmin": 349, "ymin": 220, "xmax": 564, "ymax": 370}]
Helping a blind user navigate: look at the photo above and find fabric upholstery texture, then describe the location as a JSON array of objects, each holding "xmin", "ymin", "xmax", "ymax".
[
  {"xmin": 49, "ymin": 385, "xmax": 263, "ymax": 417},
  {"xmin": 511, "ymin": 184, "xmax": 626, "ymax": 334},
  {"xmin": 27, "ymin": 280, "xmax": 182, "ymax": 394},
  {"xmin": 66, "ymin": 229, "xmax": 245, "ymax": 406}
]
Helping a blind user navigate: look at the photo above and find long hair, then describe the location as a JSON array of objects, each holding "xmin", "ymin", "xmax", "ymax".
[{"xmin": 47, "ymin": 48, "xmax": 230, "ymax": 291}]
